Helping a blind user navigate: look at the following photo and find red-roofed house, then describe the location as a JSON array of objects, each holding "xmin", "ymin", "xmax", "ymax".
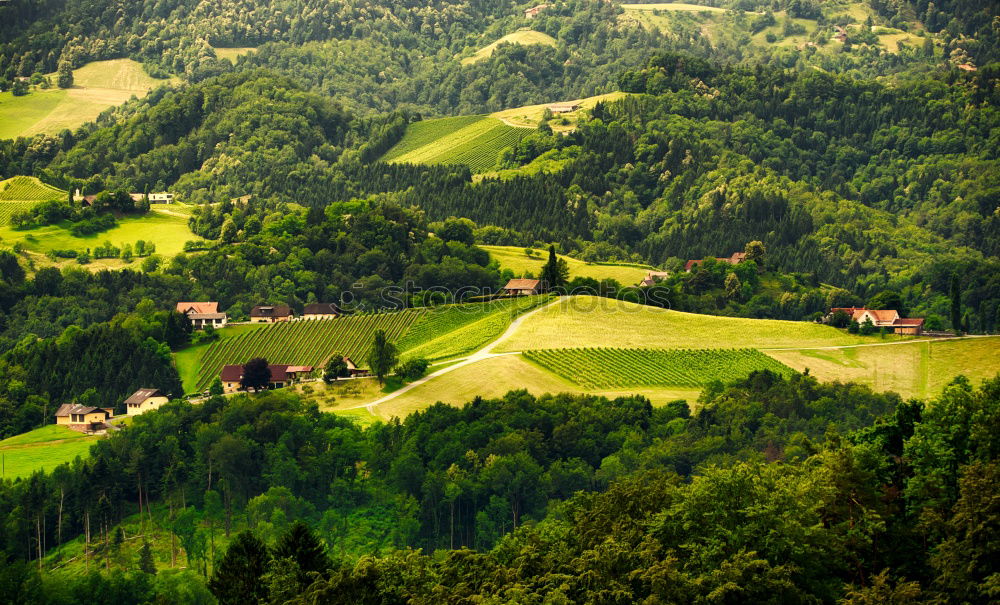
[
  {"xmin": 503, "ymin": 278, "xmax": 541, "ymax": 296},
  {"xmin": 685, "ymin": 252, "xmax": 747, "ymax": 272},
  {"xmin": 525, "ymin": 3, "xmax": 549, "ymax": 18},
  {"xmin": 828, "ymin": 307, "xmax": 925, "ymax": 335},
  {"xmin": 219, "ymin": 363, "xmax": 314, "ymax": 393},
  {"xmin": 176, "ymin": 302, "xmax": 228, "ymax": 329}
]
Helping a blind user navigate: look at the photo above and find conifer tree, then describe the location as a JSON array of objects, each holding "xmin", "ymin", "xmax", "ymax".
[{"xmin": 208, "ymin": 531, "xmax": 270, "ymax": 605}]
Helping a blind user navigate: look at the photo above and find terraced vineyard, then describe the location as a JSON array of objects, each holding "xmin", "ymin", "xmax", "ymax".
[
  {"xmin": 192, "ymin": 310, "xmax": 423, "ymax": 392},
  {"xmin": 0, "ymin": 176, "xmax": 64, "ymax": 201},
  {"xmin": 524, "ymin": 348, "xmax": 796, "ymax": 389},
  {"xmin": 399, "ymin": 295, "xmax": 552, "ymax": 361},
  {"xmin": 383, "ymin": 116, "xmax": 530, "ymax": 172}
]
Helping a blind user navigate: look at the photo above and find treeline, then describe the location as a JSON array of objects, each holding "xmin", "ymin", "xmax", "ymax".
[{"xmin": 0, "ymin": 372, "xmax": 996, "ymax": 603}]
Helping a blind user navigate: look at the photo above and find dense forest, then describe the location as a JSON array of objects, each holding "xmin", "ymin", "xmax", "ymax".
[
  {"xmin": 0, "ymin": 0, "xmax": 998, "ymax": 601},
  {"xmin": 0, "ymin": 372, "xmax": 996, "ymax": 603}
]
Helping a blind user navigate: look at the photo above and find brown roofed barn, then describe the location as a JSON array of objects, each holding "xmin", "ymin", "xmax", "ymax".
[
  {"xmin": 250, "ymin": 304, "xmax": 294, "ymax": 323},
  {"xmin": 503, "ymin": 278, "xmax": 541, "ymax": 296}
]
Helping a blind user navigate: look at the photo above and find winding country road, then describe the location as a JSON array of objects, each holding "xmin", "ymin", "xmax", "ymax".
[{"xmin": 357, "ymin": 297, "xmax": 560, "ymax": 413}]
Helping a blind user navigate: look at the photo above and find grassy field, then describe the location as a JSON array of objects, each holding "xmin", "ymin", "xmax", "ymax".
[
  {"xmin": 620, "ymin": 3, "xmax": 726, "ymax": 12},
  {"xmin": 0, "ymin": 59, "xmax": 176, "ymax": 139},
  {"xmin": 212, "ymin": 46, "xmax": 257, "ymax": 62},
  {"xmin": 494, "ymin": 296, "xmax": 901, "ymax": 352},
  {"xmin": 187, "ymin": 311, "xmax": 424, "ymax": 393},
  {"xmin": 373, "ymin": 353, "xmax": 701, "ymax": 419},
  {"xmin": 0, "ymin": 425, "xmax": 98, "ymax": 480},
  {"xmin": 461, "ymin": 30, "xmax": 557, "ymax": 65},
  {"xmin": 482, "ymin": 245, "xmax": 653, "ymax": 284},
  {"xmin": 525, "ymin": 347, "xmax": 794, "ymax": 389},
  {"xmin": 174, "ymin": 324, "xmax": 264, "ymax": 393},
  {"xmin": 398, "ymin": 296, "xmax": 552, "ymax": 361},
  {"xmin": 383, "ymin": 115, "xmax": 530, "ymax": 172},
  {"xmin": 766, "ymin": 336, "xmax": 1000, "ymax": 400},
  {"xmin": 490, "ymin": 92, "xmax": 628, "ymax": 133},
  {"xmin": 0, "ymin": 210, "xmax": 195, "ymax": 259}
]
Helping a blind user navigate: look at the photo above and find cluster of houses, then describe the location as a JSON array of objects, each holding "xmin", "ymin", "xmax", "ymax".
[
  {"xmin": 73, "ymin": 190, "xmax": 175, "ymax": 205},
  {"xmin": 217, "ymin": 356, "xmax": 367, "ymax": 393},
  {"xmin": 175, "ymin": 301, "xmax": 344, "ymax": 329},
  {"xmin": 55, "ymin": 388, "xmax": 170, "ymax": 434},
  {"xmin": 828, "ymin": 307, "xmax": 925, "ymax": 335},
  {"xmin": 684, "ymin": 251, "xmax": 747, "ymax": 272}
]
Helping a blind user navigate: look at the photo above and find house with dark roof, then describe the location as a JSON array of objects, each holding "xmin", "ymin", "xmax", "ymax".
[
  {"xmin": 250, "ymin": 304, "xmax": 294, "ymax": 323},
  {"xmin": 220, "ymin": 363, "xmax": 314, "ymax": 393},
  {"xmin": 176, "ymin": 302, "xmax": 228, "ymax": 329},
  {"xmin": 124, "ymin": 388, "xmax": 169, "ymax": 416},
  {"xmin": 54, "ymin": 404, "xmax": 113, "ymax": 433},
  {"xmin": 302, "ymin": 303, "xmax": 342, "ymax": 320},
  {"xmin": 503, "ymin": 278, "xmax": 541, "ymax": 296},
  {"xmin": 638, "ymin": 270, "xmax": 670, "ymax": 287}
]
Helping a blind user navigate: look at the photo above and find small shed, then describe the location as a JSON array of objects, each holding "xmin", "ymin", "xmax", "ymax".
[{"xmin": 503, "ymin": 278, "xmax": 541, "ymax": 296}]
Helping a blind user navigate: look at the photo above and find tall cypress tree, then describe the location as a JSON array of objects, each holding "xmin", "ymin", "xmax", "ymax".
[
  {"xmin": 950, "ymin": 274, "xmax": 962, "ymax": 333},
  {"xmin": 540, "ymin": 245, "xmax": 568, "ymax": 292}
]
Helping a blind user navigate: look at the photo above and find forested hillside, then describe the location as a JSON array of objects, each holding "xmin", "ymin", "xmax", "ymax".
[{"xmin": 1, "ymin": 372, "xmax": 996, "ymax": 602}]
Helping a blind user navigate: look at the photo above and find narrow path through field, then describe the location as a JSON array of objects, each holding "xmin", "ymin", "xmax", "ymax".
[{"xmin": 357, "ymin": 297, "xmax": 560, "ymax": 412}]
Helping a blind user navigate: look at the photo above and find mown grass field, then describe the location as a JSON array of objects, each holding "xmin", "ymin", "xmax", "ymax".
[
  {"xmin": 212, "ymin": 46, "xmax": 257, "ymax": 62},
  {"xmin": 766, "ymin": 336, "xmax": 1000, "ymax": 399},
  {"xmin": 188, "ymin": 311, "xmax": 424, "ymax": 393},
  {"xmin": 0, "ymin": 425, "xmax": 98, "ymax": 481},
  {"xmin": 0, "ymin": 59, "xmax": 177, "ymax": 139},
  {"xmin": 0, "ymin": 211, "xmax": 194, "ymax": 259},
  {"xmin": 494, "ymin": 296, "xmax": 901, "ymax": 352},
  {"xmin": 398, "ymin": 295, "xmax": 552, "ymax": 361},
  {"xmin": 490, "ymin": 92, "xmax": 628, "ymax": 133},
  {"xmin": 525, "ymin": 347, "xmax": 794, "ymax": 389},
  {"xmin": 383, "ymin": 116, "xmax": 530, "ymax": 172},
  {"xmin": 373, "ymin": 354, "xmax": 702, "ymax": 419},
  {"xmin": 620, "ymin": 3, "xmax": 726, "ymax": 12},
  {"xmin": 461, "ymin": 30, "xmax": 557, "ymax": 65},
  {"xmin": 482, "ymin": 245, "xmax": 653, "ymax": 285}
]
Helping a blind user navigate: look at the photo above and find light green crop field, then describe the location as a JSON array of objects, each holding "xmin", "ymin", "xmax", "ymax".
[
  {"xmin": 0, "ymin": 211, "xmax": 195, "ymax": 258},
  {"xmin": 482, "ymin": 245, "xmax": 653, "ymax": 285},
  {"xmin": 212, "ymin": 46, "xmax": 257, "ymax": 62},
  {"xmin": 461, "ymin": 30, "xmax": 557, "ymax": 65},
  {"xmin": 174, "ymin": 324, "xmax": 265, "ymax": 393},
  {"xmin": 766, "ymin": 336, "xmax": 1000, "ymax": 400},
  {"xmin": 0, "ymin": 175, "xmax": 65, "ymax": 201},
  {"xmin": 525, "ymin": 347, "xmax": 795, "ymax": 389},
  {"xmin": 383, "ymin": 116, "xmax": 530, "ymax": 172},
  {"xmin": 0, "ymin": 59, "xmax": 177, "ymax": 139},
  {"xmin": 187, "ymin": 311, "xmax": 423, "ymax": 393},
  {"xmin": 494, "ymin": 296, "xmax": 901, "ymax": 352},
  {"xmin": 490, "ymin": 92, "xmax": 628, "ymax": 133},
  {"xmin": 373, "ymin": 353, "xmax": 701, "ymax": 419},
  {"xmin": 0, "ymin": 425, "xmax": 98, "ymax": 480},
  {"xmin": 398, "ymin": 296, "xmax": 552, "ymax": 361},
  {"xmin": 382, "ymin": 115, "xmax": 485, "ymax": 160},
  {"xmin": 620, "ymin": 3, "xmax": 726, "ymax": 13}
]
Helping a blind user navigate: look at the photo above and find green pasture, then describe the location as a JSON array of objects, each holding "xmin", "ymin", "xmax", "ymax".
[
  {"xmin": 482, "ymin": 245, "xmax": 653, "ymax": 285},
  {"xmin": 0, "ymin": 211, "xmax": 195, "ymax": 258},
  {"xmin": 461, "ymin": 30, "xmax": 557, "ymax": 65},
  {"xmin": 0, "ymin": 425, "xmax": 98, "ymax": 481}
]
